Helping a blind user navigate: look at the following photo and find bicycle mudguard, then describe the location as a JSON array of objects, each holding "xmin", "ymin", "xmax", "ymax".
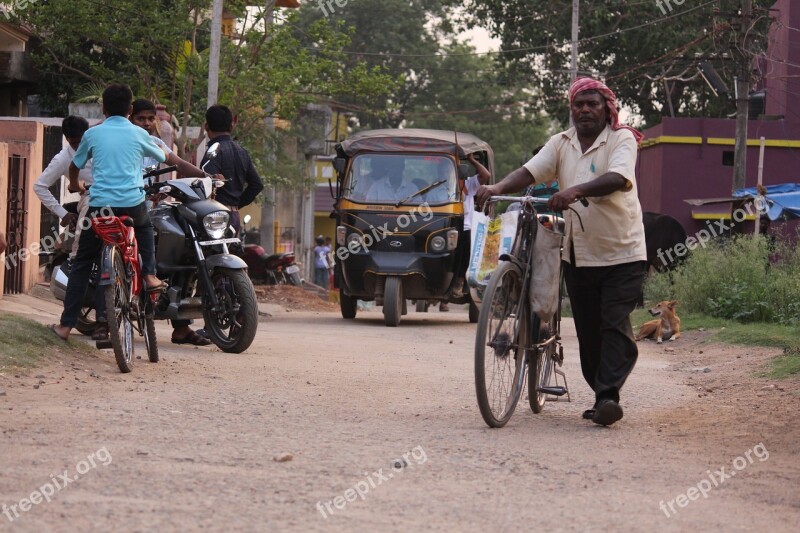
[
  {"xmin": 499, "ymin": 254, "xmax": 525, "ymax": 272},
  {"xmin": 205, "ymin": 253, "xmax": 248, "ymax": 273},
  {"xmin": 97, "ymin": 245, "xmax": 116, "ymax": 286}
]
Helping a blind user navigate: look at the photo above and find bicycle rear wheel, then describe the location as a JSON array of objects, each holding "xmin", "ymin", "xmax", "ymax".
[
  {"xmin": 528, "ymin": 315, "xmax": 557, "ymax": 413},
  {"xmin": 105, "ymin": 246, "xmax": 134, "ymax": 373},
  {"xmin": 474, "ymin": 261, "xmax": 528, "ymax": 428}
]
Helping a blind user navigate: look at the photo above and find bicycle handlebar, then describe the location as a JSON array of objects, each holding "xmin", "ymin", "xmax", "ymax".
[{"xmin": 486, "ymin": 195, "xmax": 589, "ymax": 207}]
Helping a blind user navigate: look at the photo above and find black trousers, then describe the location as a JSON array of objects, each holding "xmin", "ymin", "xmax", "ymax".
[{"xmin": 563, "ymin": 259, "xmax": 646, "ymax": 404}]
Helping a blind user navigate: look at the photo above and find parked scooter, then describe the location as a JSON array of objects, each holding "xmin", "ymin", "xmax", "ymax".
[{"xmin": 237, "ymin": 214, "xmax": 302, "ymax": 286}]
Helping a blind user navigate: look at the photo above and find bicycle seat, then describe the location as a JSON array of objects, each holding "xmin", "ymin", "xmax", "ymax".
[{"xmin": 120, "ymin": 216, "xmax": 135, "ymax": 227}]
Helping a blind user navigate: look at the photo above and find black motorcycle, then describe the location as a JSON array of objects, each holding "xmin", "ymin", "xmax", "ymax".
[
  {"xmin": 146, "ymin": 146, "xmax": 259, "ymax": 353},
  {"xmin": 51, "ymin": 151, "xmax": 259, "ymax": 353}
]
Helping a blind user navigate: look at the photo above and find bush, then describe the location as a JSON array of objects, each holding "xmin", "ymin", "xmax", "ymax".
[{"xmin": 642, "ymin": 234, "xmax": 800, "ymax": 324}]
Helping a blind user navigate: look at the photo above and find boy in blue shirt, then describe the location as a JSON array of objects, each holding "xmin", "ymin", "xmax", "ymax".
[{"xmin": 51, "ymin": 84, "xmax": 167, "ymax": 341}]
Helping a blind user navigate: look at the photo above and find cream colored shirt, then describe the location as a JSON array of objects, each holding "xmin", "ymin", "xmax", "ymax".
[{"xmin": 523, "ymin": 125, "xmax": 647, "ymax": 267}]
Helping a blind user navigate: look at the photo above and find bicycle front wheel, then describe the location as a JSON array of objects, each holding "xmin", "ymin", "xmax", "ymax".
[
  {"xmin": 474, "ymin": 261, "xmax": 528, "ymax": 428},
  {"xmin": 104, "ymin": 246, "xmax": 134, "ymax": 373}
]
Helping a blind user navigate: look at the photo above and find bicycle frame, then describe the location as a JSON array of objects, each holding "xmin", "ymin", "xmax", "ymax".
[
  {"xmin": 485, "ymin": 196, "xmax": 567, "ymax": 398},
  {"xmin": 92, "ymin": 216, "xmax": 142, "ymax": 296}
]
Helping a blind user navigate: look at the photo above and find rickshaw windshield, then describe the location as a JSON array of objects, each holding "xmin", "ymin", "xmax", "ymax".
[{"xmin": 343, "ymin": 154, "xmax": 458, "ymax": 205}]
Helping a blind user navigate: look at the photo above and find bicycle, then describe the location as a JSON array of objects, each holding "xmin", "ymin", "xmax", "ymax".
[
  {"xmin": 93, "ymin": 166, "xmax": 176, "ymax": 372},
  {"xmin": 474, "ymin": 195, "xmax": 580, "ymax": 428}
]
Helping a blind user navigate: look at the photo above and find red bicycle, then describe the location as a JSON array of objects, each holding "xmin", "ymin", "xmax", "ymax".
[{"xmin": 94, "ymin": 166, "xmax": 175, "ymax": 372}]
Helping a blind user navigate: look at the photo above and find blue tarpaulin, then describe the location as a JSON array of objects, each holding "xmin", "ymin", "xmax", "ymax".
[{"xmin": 733, "ymin": 183, "xmax": 800, "ymax": 221}]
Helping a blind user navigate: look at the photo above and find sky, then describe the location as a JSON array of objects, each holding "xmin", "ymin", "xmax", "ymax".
[{"xmin": 460, "ymin": 26, "xmax": 501, "ymax": 54}]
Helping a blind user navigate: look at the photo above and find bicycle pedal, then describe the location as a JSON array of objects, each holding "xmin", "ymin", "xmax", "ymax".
[
  {"xmin": 95, "ymin": 340, "xmax": 112, "ymax": 350},
  {"xmin": 538, "ymin": 386, "xmax": 567, "ymax": 396}
]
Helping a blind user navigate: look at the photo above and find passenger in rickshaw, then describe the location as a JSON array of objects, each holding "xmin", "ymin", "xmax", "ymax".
[{"xmin": 421, "ymin": 159, "xmax": 457, "ymax": 204}]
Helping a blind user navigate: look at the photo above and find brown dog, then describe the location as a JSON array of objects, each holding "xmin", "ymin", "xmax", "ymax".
[{"xmin": 635, "ymin": 300, "xmax": 681, "ymax": 344}]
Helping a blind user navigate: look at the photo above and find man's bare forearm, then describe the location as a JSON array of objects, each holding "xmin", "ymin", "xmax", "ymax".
[
  {"xmin": 166, "ymin": 152, "xmax": 204, "ymax": 177},
  {"xmin": 547, "ymin": 172, "xmax": 628, "ymax": 211},
  {"xmin": 67, "ymin": 162, "xmax": 82, "ymax": 193},
  {"xmin": 494, "ymin": 166, "xmax": 534, "ymax": 194}
]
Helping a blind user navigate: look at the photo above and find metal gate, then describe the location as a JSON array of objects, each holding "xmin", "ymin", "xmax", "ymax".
[{"xmin": 4, "ymin": 155, "xmax": 28, "ymax": 295}]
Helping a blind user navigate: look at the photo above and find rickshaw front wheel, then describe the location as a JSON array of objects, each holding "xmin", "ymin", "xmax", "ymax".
[{"xmin": 383, "ymin": 276, "xmax": 403, "ymax": 327}]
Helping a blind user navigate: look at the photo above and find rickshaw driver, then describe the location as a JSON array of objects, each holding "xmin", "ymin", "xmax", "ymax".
[{"xmin": 364, "ymin": 157, "xmax": 418, "ymax": 202}]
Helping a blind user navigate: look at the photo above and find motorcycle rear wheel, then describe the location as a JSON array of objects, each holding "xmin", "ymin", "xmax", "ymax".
[{"xmin": 203, "ymin": 268, "xmax": 259, "ymax": 353}]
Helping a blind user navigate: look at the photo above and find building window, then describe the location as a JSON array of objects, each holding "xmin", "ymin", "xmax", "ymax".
[{"xmin": 722, "ymin": 151, "xmax": 734, "ymax": 166}]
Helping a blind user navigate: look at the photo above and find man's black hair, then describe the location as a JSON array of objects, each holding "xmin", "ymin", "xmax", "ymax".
[
  {"xmin": 205, "ymin": 104, "xmax": 233, "ymax": 132},
  {"xmin": 132, "ymin": 98, "xmax": 156, "ymax": 116},
  {"xmin": 62, "ymin": 116, "xmax": 89, "ymax": 139},
  {"xmin": 102, "ymin": 84, "xmax": 133, "ymax": 117}
]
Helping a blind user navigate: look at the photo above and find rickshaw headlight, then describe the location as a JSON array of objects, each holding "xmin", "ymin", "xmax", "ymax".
[
  {"xmin": 446, "ymin": 229, "xmax": 459, "ymax": 251},
  {"xmin": 203, "ymin": 211, "xmax": 230, "ymax": 239},
  {"xmin": 430, "ymin": 235, "xmax": 446, "ymax": 252},
  {"xmin": 346, "ymin": 232, "xmax": 363, "ymax": 250},
  {"xmin": 337, "ymin": 226, "xmax": 347, "ymax": 246}
]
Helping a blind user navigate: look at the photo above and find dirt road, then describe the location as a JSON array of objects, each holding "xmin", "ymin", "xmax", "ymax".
[{"xmin": 1, "ymin": 293, "xmax": 798, "ymax": 532}]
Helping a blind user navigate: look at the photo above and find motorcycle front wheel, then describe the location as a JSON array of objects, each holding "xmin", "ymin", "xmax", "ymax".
[{"xmin": 203, "ymin": 268, "xmax": 259, "ymax": 353}]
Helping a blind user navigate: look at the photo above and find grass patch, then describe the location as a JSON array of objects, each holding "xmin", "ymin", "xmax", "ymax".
[{"xmin": 0, "ymin": 314, "xmax": 92, "ymax": 371}]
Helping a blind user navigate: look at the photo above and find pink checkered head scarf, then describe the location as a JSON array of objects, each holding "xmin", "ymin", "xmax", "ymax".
[{"xmin": 568, "ymin": 77, "xmax": 644, "ymax": 144}]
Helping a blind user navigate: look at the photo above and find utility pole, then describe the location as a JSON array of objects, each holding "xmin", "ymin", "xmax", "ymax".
[
  {"xmin": 207, "ymin": 0, "xmax": 224, "ymax": 106},
  {"xmin": 570, "ymin": 0, "xmax": 579, "ymax": 82},
  {"xmin": 731, "ymin": 0, "xmax": 751, "ymax": 231},
  {"xmin": 260, "ymin": 3, "xmax": 276, "ymax": 256}
]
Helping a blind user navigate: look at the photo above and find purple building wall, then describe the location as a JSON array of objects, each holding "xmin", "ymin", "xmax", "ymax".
[{"xmin": 637, "ymin": 0, "xmax": 800, "ymax": 237}]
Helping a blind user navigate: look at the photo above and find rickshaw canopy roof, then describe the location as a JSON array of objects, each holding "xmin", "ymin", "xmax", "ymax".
[{"xmin": 339, "ymin": 128, "xmax": 494, "ymax": 171}]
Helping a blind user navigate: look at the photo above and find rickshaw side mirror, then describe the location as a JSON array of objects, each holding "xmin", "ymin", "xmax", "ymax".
[
  {"xmin": 458, "ymin": 163, "xmax": 472, "ymax": 180},
  {"xmin": 333, "ymin": 158, "xmax": 346, "ymax": 175}
]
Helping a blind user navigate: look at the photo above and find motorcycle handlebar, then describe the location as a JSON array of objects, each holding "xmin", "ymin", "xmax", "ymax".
[{"xmin": 144, "ymin": 165, "xmax": 178, "ymax": 179}]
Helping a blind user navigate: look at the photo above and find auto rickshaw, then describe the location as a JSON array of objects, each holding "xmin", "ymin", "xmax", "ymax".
[{"xmin": 330, "ymin": 129, "xmax": 494, "ymax": 326}]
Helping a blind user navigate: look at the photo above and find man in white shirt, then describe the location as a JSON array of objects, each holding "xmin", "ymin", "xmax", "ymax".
[
  {"xmin": 33, "ymin": 116, "xmax": 94, "ymax": 258},
  {"xmin": 446, "ymin": 153, "xmax": 491, "ymax": 308},
  {"xmin": 476, "ymin": 77, "xmax": 647, "ymax": 427}
]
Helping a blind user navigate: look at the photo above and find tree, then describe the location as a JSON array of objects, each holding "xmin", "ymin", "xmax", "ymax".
[
  {"xmin": 294, "ymin": 0, "xmax": 447, "ymax": 129},
  {"xmin": 446, "ymin": 0, "xmax": 774, "ymax": 128},
  {"xmin": 405, "ymin": 43, "xmax": 550, "ymax": 178},
  {"xmin": 293, "ymin": 1, "xmax": 550, "ymax": 177},
  {"xmin": 13, "ymin": 0, "xmax": 393, "ymax": 186}
]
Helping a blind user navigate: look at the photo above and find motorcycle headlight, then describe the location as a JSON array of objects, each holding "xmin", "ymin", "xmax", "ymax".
[{"xmin": 203, "ymin": 211, "xmax": 230, "ymax": 239}]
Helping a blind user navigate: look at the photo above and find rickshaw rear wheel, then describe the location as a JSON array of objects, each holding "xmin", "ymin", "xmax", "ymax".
[
  {"xmin": 383, "ymin": 276, "xmax": 403, "ymax": 327},
  {"xmin": 340, "ymin": 291, "xmax": 357, "ymax": 319},
  {"xmin": 469, "ymin": 300, "xmax": 480, "ymax": 323}
]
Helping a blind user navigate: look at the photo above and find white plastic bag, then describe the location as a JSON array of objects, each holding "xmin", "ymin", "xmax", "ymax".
[
  {"xmin": 467, "ymin": 210, "xmax": 518, "ymax": 304},
  {"xmin": 529, "ymin": 221, "xmax": 562, "ymax": 322}
]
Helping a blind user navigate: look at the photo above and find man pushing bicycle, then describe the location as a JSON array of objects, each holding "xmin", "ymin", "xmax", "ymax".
[
  {"xmin": 476, "ymin": 77, "xmax": 647, "ymax": 427},
  {"xmin": 51, "ymin": 84, "xmax": 168, "ymax": 342}
]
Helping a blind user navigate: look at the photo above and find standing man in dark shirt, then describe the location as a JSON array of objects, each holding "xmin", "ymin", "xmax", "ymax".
[{"xmin": 200, "ymin": 105, "xmax": 264, "ymax": 234}]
